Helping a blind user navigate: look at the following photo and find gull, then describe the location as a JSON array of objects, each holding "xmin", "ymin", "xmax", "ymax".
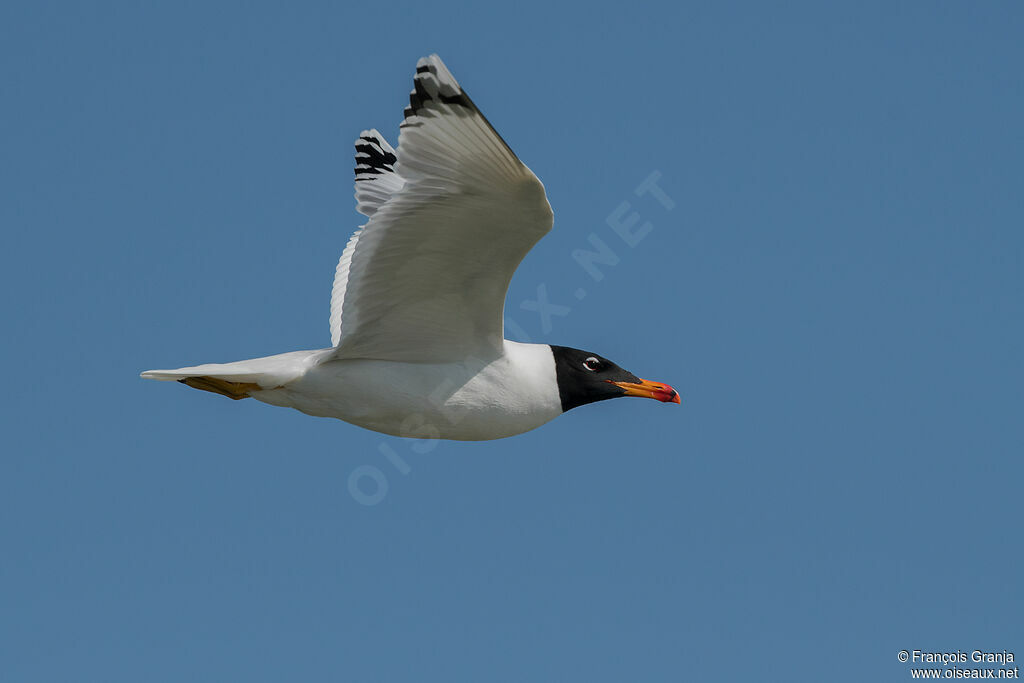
[{"xmin": 141, "ymin": 54, "xmax": 679, "ymax": 441}]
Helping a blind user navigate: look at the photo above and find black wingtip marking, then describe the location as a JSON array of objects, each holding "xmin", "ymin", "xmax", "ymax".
[
  {"xmin": 353, "ymin": 134, "xmax": 397, "ymax": 180},
  {"xmin": 439, "ymin": 92, "xmax": 472, "ymax": 109},
  {"xmin": 404, "ymin": 60, "xmax": 474, "ymax": 120},
  {"xmin": 401, "ymin": 57, "xmax": 518, "ymax": 155}
]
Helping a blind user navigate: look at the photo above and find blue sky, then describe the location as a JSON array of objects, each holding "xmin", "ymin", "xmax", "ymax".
[{"xmin": 2, "ymin": 1, "xmax": 1022, "ymax": 681}]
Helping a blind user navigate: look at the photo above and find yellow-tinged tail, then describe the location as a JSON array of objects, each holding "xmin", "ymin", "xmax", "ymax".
[{"xmin": 141, "ymin": 349, "xmax": 330, "ymax": 399}]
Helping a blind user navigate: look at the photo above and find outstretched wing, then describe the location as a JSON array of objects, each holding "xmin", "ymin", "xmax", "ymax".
[{"xmin": 328, "ymin": 54, "xmax": 553, "ymax": 363}]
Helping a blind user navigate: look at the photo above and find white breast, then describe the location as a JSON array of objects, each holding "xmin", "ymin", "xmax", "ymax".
[{"xmin": 253, "ymin": 341, "xmax": 562, "ymax": 441}]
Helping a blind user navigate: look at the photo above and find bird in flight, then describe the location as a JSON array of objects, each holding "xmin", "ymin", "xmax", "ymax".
[{"xmin": 142, "ymin": 54, "xmax": 679, "ymax": 440}]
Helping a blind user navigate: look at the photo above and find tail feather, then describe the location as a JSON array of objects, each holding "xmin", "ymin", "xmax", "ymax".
[{"xmin": 141, "ymin": 349, "xmax": 328, "ymax": 398}]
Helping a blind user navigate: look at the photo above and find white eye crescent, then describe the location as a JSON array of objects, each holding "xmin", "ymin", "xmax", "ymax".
[{"xmin": 583, "ymin": 357, "xmax": 601, "ymax": 372}]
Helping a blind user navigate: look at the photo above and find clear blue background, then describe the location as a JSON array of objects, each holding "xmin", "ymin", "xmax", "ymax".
[{"xmin": 3, "ymin": 2, "xmax": 1021, "ymax": 681}]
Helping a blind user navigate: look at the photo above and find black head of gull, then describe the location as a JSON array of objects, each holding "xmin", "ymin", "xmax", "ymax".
[{"xmin": 550, "ymin": 345, "xmax": 680, "ymax": 413}]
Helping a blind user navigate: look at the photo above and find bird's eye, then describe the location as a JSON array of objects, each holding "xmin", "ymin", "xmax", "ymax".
[{"xmin": 583, "ymin": 357, "xmax": 602, "ymax": 372}]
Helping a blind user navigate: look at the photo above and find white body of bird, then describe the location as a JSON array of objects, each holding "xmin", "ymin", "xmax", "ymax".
[{"xmin": 142, "ymin": 341, "xmax": 562, "ymax": 441}]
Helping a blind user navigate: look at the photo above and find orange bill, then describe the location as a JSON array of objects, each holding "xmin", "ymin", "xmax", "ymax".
[{"xmin": 609, "ymin": 378, "xmax": 680, "ymax": 404}]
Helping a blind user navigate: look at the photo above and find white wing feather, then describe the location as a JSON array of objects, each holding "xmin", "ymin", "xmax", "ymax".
[
  {"xmin": 330, "ymin": 130, "xmax": 403, "ymax": 346},
  {"xmin": 328, "ymin": 55, "xmax": 553, "ymax": 362}
]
